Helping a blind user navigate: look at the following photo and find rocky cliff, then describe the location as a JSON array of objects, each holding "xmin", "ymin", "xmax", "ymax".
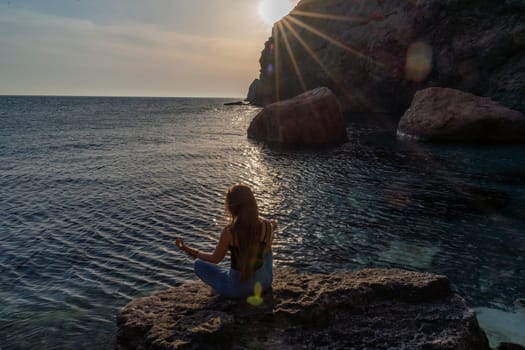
[
  {"xmin": 117, "ymin": 268, "xmax": 492, "ymax": 350},
  {"xmin": 247, "ymin": 0, "xmax": 525, "ymax": 115}
]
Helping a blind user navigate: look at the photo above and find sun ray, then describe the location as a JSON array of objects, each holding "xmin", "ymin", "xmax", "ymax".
[
  {"xmin": 281, "ymin": 19, "xmax": 335, "ymax": 85},
  {"xmin": 272, "ymin": 26, "xmax": 281, "ymax": 102},
  {"xmin": 291, "ymin": 9, "xmax": 371, "ymax": 23},
  {"xmin": 286, "ymin": 15, "xmax": 384, "ymax": 70},
  {"xmin": 283, "ymin": 13, "xmax": 474, "ymax": 172},
  {"xmin": 281, "ymin": 18, "xmax": 378, "ymax": 112},
  {"xmin": 276, "ymin": 22, "xmax": 308, "ymax": 93}
]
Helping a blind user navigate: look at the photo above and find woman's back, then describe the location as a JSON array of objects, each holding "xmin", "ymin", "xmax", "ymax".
[{"xmin": 229, "ymin": 218, "xmax": 273, "ymax": 273}]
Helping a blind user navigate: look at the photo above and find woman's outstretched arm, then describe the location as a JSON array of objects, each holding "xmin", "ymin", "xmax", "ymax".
[
  {"xmin": 175, "ymin": 227, "xmax": 231, "ymax": 264},
  {"xmin": 194, "ymin": 227, "xmax": 230, "ymax": 264}
]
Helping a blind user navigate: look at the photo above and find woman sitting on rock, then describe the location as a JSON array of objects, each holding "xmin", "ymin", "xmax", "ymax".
[{"xmin": 175, "ymin": 184, "xmax": 276, "ymax": 299}]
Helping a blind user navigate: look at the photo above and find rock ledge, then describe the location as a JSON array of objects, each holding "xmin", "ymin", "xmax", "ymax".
[{"xmin": 117, "ymin": 268, "xmax": 492, "ymax": 350}]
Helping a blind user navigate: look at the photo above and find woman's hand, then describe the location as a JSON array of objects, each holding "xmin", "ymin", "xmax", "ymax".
[
  {"xmin": 176, "ymin": 237, "xmax": 199, "ymax": 258},
  {"xmin": 175, "ymin": 237, "xmax": 188, "ymax": 252}
]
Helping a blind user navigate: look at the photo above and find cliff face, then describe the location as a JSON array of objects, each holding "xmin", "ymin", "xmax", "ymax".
[{"xmin": 247, "ymin": 0, "xmax": 525, "ymax": 114}]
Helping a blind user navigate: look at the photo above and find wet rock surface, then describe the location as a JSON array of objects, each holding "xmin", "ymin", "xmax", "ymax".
[{"xmin": 117, "ymin": 268, "xmax": 492, "ymax": 350}]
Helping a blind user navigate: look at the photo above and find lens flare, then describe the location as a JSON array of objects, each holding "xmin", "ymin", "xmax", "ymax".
[
  {"xmin": 247, "ymin": 282, "xmax": 263, "ymax": 306},
  {"xmin": 405, "ymin": 41, "xmax": 433, "ymax": 82}
]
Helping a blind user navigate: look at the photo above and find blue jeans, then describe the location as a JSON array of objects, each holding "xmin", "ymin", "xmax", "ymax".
[{"xmin": 194, "ymin": 251, "xmax": 273, "ymax": 299}]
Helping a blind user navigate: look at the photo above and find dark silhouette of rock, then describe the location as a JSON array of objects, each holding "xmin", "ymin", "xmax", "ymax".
[
  {"xmin": 247, "ymin": 0, "xmax": 525, "ymax": 115},
  {"xmin": 223, "ymin": 101, "xmax": 249, "ymax": 106},
  {"xmin": 397, "ymin": 87, "xmax": 525, "ymax": 143},
  {"xmin": 246, "ymin": 79, "xmax": 261, "ymax": 104},
  {"xmin": 247, "ymin": 87, "xmax": 348, "ymax": 147},
  {"xmin": 495, "ymin": 343, "xmax": 525, "ymax": 350},
  {"xmin": 116, "ymin": 268, "xmax": 493, "ymax": 350}
]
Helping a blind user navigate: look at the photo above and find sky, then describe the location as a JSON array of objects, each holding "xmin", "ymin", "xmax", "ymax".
[{"xmin": 0, "ymin": 0, "xmax": 297, "ymax": 97}]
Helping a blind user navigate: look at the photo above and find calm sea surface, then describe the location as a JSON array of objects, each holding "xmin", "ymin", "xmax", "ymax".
[{"xmin": 1, "ymin": 96, "xmax": 524, "ymax": 349}]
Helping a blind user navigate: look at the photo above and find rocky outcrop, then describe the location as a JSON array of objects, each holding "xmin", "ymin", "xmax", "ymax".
[
  {"xmin": 247, "ymin": 0, "xmax": 525, "ymax": 114},
  {"xmin": 397, "ymin": 87, "xmax": 525, "ymax": 143},
  {"xmin": 247, "ymin": 87, "xmax": 348, "ymax": 147},
  {"xmin": 246, "ymin": 79, "xmax": 261, "ymax": 104},
  {"xmin": 117, "ymin": 268, "xmax": 492, "ymax": 350}
]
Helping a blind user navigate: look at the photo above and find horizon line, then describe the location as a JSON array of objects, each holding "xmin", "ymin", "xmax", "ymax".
[{"xmin": 0, "ymin": 93, "xmax": 246, "ymax": 99}]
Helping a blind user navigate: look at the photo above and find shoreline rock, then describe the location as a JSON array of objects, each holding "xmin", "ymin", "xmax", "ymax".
[
  {"xmin": 397, "ymin": 87, "xmax": 525, "ymax": 143},
  {"xmin": 247, "ymin": 87, "xmax": 348, "ymax": 148},
  {"xmin": 117, "ymin": 268, "xmax": 492, "ymax": 350}
]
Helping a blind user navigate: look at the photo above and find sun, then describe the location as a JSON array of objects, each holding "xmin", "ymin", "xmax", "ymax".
[{"xmin": 258, "ymin": 0, "xmax": 295, "ymax": 26}]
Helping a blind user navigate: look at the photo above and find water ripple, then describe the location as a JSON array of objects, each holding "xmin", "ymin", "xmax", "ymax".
[{"xmin": 1, "ymin": 97, "xmax": 524, "ymax": 348}]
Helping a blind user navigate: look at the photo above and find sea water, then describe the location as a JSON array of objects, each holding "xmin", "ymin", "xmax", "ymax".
[{"xmin": 1, "ymin": 96, "xmax": 524, "ymax": 349}]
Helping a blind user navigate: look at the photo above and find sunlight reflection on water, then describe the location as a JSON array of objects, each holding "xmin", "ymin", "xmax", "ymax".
[{"xmin": 1, "ymin": 96, "xmax": 524, "ymax": 348}]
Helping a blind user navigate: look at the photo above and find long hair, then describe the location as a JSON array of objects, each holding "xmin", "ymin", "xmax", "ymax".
[{"xmin": 225, "ymin": 184, "xmax": 261, "ymax": 282}]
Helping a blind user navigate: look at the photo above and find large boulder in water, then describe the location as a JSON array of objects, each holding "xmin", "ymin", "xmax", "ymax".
[
  {"xmin": 116, "ymin": 268, "xmax": 492, "ymax": 350},
  {"xmin": 247, "ymin": 87, "xmax": 348, "ymax": 147},
  {"xmin": 397, "ymin": 87, "xmax": 525, "ymax": 143}
]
